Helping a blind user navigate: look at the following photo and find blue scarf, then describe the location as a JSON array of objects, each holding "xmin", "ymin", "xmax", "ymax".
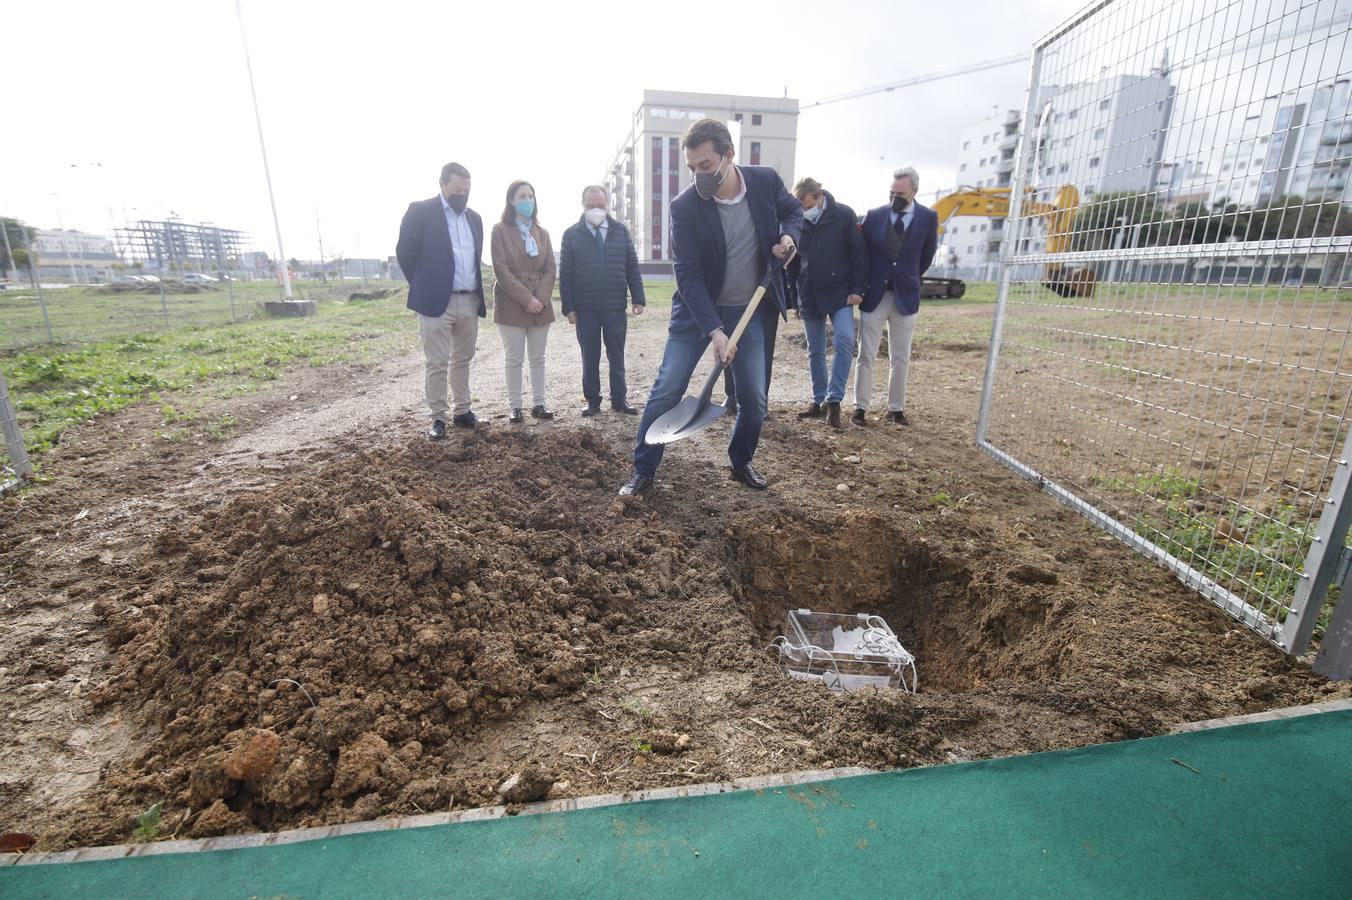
[{"xmin": 516, "ymin": 217, "xmax": 539, "ymax": 258}]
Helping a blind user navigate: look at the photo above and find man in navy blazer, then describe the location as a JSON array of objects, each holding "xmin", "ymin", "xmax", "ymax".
[
  {"xmin": 396, "ymin": 161, "xmax": 487, "ymax": 437},
  {"xmin": 618, "ymin": 118, "xmax": 803, "ymax": 496},
  {"xmin": 853, "ymin": 166, "xmax": 937, "ymax": 426}
]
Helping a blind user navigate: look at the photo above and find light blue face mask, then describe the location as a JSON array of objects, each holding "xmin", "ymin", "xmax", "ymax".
[
  {"xmin": 515, "ymin": 199, "xmax": 536, "ymax": 219},
  {"xmin": 804, "ymin": 203, "xmax": 824, "ymax": 224}
]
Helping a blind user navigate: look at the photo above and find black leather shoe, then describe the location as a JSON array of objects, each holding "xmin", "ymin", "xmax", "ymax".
[
  {"xmin": 851, "ymin": 408, "xmax": 867, "ymax": 427},
  {"xmin": 617, "ymin": 472, "xmax": 652, "ymax": 496},
  {"xmin": 581, "ymin": 402, "xmax": 602, "ymax": 417},
  {"xmin": 729, "ymin": 462, "xmax": 768, "ymax": 490},
  {"xmin": 612, "ymin": 401, "xmax": 639, "ymax": 415},
  {"xmin": 531, "ymin": 405, "xmax": 554, "ymax": 420},
  {"xmin": 509, "ymin": 408, "xmax": 524, "ymax": 424},
  {"xmin": 826, "ymin": 402, "xmax": 842, "ymax": 429},
  {"xmin": 428, "ymin": 419, "xmax": 447, "ymax": 440},
  {"xmin": 451, "ymin": 411, "xmax": 478, "ymax": 429},
  {"xmin": 888, "ymin": 410, "xmax": 910, "ymax": 425},
  {"xmin": 798, "ymin": 402, "xmax": 824, "ymax": 419}
]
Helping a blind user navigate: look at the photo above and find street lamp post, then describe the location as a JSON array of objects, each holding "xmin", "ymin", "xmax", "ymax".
[{"xmin": 235, "ymin": 0, "xmax": 293, "ymax": 300}]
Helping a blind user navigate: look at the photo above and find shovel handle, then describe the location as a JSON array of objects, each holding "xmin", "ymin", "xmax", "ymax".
[{"xmin": 724, "ymin": 247, "xmax": 797, "ymax": 355}]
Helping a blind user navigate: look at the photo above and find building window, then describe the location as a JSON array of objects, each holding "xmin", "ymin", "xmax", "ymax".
[
  {"xmin": 669, "ymin": 137, "xmax": 679, "ymax": 202},
  {"xmin": 1068, "ymin": 109, "xmax": 1078, "ymax": 119},
  {"xmin": 1099, "ymin": 99, "xmax": 1110, "ymax": 110},
  {"xmin": 1089, "ymin": 157, "xmax": 1100, "ymax": 168},
  {"xmin": 963, "ymin": 140, "xmax": 970, "ymax": 150},
  {"xmin": 750, "ymin": 141, "xmax": 761, "ymax": 165},
  {"xmin": 734, "ymin": 113, "xmax": 743, "ymax": 122},
  {"xmin": 1059, "ymin": 162, "xmax": 1069, "ymax": 172},
  {"xmin": 752, "ymin": 114, "xmax": 762, "ymax": 126},
  {"xmin": 1094, "ymin": 127, "xmax": 1105, "ymax": 139},
  {"xmin": 651, "ymin": 136, "xmax": 663, "ymax": 260},
  {"xmin": 982, "ymin": 134, "xmax": 989, "ymax": 143},
  {"xmin": 960, "ymin": 163, "xmax": 968, "ymax": 172}
]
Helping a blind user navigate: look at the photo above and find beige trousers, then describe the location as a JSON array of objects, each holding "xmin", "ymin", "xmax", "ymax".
[
  {"xmin": 418, "ymin": 292, "xmax": 480, "ymax": 419},
  {"xmin": 499, "ymin": 323, "xmax": 550, "ymax": 410},
  {"xmin": 854, "ymin": 291, "xmax": 918, "ymax": 412}
]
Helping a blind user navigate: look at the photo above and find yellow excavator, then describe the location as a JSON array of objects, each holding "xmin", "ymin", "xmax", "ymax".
[{"xmin": 925, "ymin": 184, "xmax": 1097, "ymax": 298}]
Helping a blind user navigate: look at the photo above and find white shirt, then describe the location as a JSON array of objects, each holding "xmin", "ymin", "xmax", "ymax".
[
  {"xmin": 440, "ymin": 194, "xmax": 477, "ymax": 292},
  {"xmin": 587, "ymin": 220, "xmax": 610, "ymax": 244},
  {"xmin": 889, "ymin": 202, "xmax": 916, "ymax": 232},
  {"xmin": 713, "ymin": 165, "xmax": 748, "ymax": 206}
]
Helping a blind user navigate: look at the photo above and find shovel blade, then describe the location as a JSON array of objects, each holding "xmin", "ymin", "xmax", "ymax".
[{"xmin": 644, "ymin": 396, "xmax": 727, "ymax": 444}]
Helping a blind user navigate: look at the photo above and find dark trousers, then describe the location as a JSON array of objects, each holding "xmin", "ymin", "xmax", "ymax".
[
  {"xmin": 575, "ymin": 308, "xmax": 628, "ymax": 405},
  {"xmin": 723, "ymin": 304, "xmax": 780, "ymax": 403}
]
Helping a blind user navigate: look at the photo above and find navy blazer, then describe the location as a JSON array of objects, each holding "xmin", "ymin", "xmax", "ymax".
[
  {"xmin": 669, "ymin": 165, "xmax": 804, "ymax": 337},
  {"xmin": 792, "ymin": 190, "xmax": 868, "ymax": 318},
  {"xmin": 861, "ymin": 201, "xmax": 938, "ymax": 315},
  {"xmin": 395, "ymin": 195, "xmax": 486, "ymax": 318}
]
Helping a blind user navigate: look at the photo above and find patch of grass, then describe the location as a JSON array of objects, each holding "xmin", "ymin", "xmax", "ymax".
[
  {"xmin": 2, "ymin": 290, "xmax": 416, "ymax": 458},
  {"xmin": 620, "ymin": 697, "xmax": 655, "ymax": 721},
  {"xmin": 629, "ymin": 736, "xmax": 653, "ymax": 754},
  {"xmin": 132, "ymin": 802, "xmax": 162, "ymax": 843}
]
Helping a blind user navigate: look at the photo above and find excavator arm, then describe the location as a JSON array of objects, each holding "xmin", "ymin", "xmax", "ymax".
[{"xmin": 932, "ymin": 184, "xmax": 1095, "ymax": 298}]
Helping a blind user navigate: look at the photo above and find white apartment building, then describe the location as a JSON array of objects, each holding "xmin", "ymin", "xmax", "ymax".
[
  {"xmin": 32, "ymin": 228, "xmax": 121, "ymax": 283},
  {"xmin": 603, "ymin": 89, "xmax": 799, "ymax": 271},
  {"xmin": 946, "ymin": 67, "xmax": 1174, "ymax": 273}
]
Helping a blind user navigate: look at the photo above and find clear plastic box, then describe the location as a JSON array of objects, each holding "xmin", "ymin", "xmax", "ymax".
[{"xmin": 769, "ymin": 609, "xmax": 918, "ymax": 693}]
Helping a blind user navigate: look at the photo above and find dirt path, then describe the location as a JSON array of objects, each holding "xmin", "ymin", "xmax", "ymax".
[{"xmin": 2, "ymin": 302, "xmax": 1347, "ymax": 850}]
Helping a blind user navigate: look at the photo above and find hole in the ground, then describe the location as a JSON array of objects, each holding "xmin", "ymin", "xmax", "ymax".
[{"xmin": 734, "ymin": 514, "xmax": 1070, "ymax": 693}]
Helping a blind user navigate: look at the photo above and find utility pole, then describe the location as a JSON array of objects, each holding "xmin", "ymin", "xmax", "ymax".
[
  {"xmin": 316, "ymin": 210, "xmax": 327, "ymax": 283},
  {"xmin": 236, "ymin": 0, "xmax": 293, "ymax": 300}
]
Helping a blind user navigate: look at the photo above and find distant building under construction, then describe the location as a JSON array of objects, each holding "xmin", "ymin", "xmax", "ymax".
[{"xmin": 116, "ymin": 219, "xmax": 251, "ymax": 274}]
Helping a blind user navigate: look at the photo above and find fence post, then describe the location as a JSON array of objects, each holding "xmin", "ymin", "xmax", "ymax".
[
  {"xmin": 27, "ymin": 250, "xmax": 55, "ymax": 343},
  {"xmin": 158, "ymin": 277, "xmax": 170, "ymax": 327},
  {"xmin": 1283, "ymin": 425, "xmax": 1352, "ymax": 657},
  {"xmin": 976, "ymin": 48, "xmax": 1042, "ymax": 446},
  {"xmin": 0, "ymin": 370, "xmax": 33, "ymax": 483},
  {"xmin": 226, "ymin": 274, "xmax": 237, "ymax": 322}
]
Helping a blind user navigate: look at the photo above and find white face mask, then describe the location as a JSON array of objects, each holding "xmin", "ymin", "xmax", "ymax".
[{"xmin": 583, "ymin": 208, "xmax": 607, "ymax": 227}]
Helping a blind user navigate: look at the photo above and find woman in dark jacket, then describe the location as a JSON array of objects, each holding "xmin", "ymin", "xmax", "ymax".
[{"xmin": 791, "ymin": 178, "xmax": 868, "ymax": 428}]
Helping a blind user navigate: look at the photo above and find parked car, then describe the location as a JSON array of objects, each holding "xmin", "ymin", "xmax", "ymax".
[{"xmin": 182, "ymin": 273, "xmax": 217, "ymax": 284}]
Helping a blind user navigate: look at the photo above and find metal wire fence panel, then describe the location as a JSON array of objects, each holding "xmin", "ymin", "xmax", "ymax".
[
  {"xmin": 979, "ymin": 0, "xmax": 1352, "ymax": 653},
  {"xmin": 0, "ymin": 282, "xmax": 265, "ymax": 349},
  {"xmin": 0, "ymin": 370, "xmax": 32, "ymax": 491}
]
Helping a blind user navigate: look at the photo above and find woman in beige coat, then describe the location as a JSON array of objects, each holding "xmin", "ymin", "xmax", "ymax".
[{"xmin": 491, "ymin": 179, "xmax": 557, "ymax": 423}]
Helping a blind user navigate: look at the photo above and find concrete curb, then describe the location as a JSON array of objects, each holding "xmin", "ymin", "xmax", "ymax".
[
  {"xmin": 1167, "ymin": 697, "xmax": 1352, "ymax": 733},
  {"xmin": 6, "ymin": 766, "xmax": 875, "ymax": 867}
]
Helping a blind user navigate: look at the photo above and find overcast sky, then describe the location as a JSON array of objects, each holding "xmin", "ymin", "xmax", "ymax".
[{"xmin": 3, "ymin": 0, "xmax": 1084, "ymax": 263}]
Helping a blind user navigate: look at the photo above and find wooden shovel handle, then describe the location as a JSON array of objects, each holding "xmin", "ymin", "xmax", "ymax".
[{"xmin": 724, "ymin": 248, "xmax": 796, "ymax": 354}]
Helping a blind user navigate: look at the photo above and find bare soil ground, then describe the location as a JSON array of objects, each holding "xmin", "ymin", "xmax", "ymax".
[{"xmin": 3, "ymin": 302, "xmax": 1348, "ymax": 849}]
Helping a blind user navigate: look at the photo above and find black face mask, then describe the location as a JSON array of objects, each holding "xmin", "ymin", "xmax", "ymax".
[
  {"xmin": 446, "ymin": 193, "xmax": 469, "ymax": 214},
  {"xmin": 890, "ymin": 195, "xmax": 910, "ymax": 213}
]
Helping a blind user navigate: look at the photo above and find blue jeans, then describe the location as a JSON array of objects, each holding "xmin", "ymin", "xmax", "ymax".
[
  {"xmin": 803, "ymin": 306, "xmax": 856, "ymax": 404},
  {"xmin": 634, "ymin": 303, "xmax": 767, "ymax": 478}
]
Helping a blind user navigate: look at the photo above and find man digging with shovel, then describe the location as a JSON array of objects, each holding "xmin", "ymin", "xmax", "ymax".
[{"xmin": 617, "ymin": 118, "xmax": 803, "ymax": 497}]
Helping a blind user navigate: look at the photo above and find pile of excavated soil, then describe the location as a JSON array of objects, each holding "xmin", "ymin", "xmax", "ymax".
[
  {"xmin": 80, "ymin": 429, "xmax": 686, "ymax": 841},
  {"xmin": 43, "ymin": 425, "xmax": 1347, "ymax": 849}
]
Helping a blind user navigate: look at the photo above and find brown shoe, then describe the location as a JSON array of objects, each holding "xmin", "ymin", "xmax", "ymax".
[
  {"xmin": 851, "ymin": 408, "xmax": 867, "ymax": 427},
  {"xmin": 826, "ymin": 402, "xmax": 842, "ymax": 429},
  {"xmin": 797, "ymin": 402, "xmax": 824, "ymax": 419}
]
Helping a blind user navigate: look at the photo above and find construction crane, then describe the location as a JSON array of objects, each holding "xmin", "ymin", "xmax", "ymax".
[
  {"xmin": 801, "ymin": 55, "xmax": 1028, "ymax": 110},
  {"xmin": 930, "ymin": 185, "xmax": 1096, "ymax": 298}
]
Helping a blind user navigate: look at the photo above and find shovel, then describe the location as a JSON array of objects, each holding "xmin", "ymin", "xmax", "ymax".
[{"xmin": 645, "ymin": 250, "xmax": 795, "ymax": 446}]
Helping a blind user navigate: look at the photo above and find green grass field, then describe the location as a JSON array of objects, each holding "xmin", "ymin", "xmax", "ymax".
[{"xmin": 0, "ymin": 279, "xmax": 679, "ymax": 464}]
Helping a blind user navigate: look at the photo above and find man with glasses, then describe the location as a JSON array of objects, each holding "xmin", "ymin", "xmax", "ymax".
[{"xmin": 854, "ymin": 166, "xmax": 938, "ymax": 427}]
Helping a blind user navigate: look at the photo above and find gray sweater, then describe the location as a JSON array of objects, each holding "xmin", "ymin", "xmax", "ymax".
[{"xmin": 715, "ymin": 197, "xmax": 765, "ymax": 306}]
